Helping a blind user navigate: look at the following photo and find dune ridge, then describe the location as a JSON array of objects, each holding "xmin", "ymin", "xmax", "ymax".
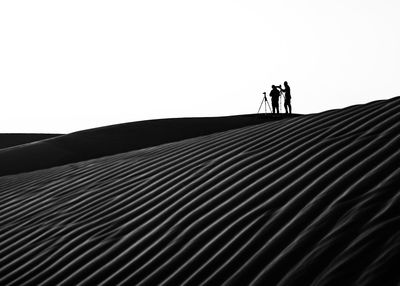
[
  {"xmin": 0, "ymin": 134, "xmax": 60, "ymax": 150},
  {"xmin": 0, "ymin": 97, "xmax": 399, "ymax": 285},
  {"xmin": 0, "ymin": 114, "xmax": 287, "ymax": 176}
]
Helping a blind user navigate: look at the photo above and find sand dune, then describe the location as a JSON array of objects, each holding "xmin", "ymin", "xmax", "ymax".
[
  {"xmin": 0, "ymin": 97, "xmax": 399, "ymax": 285},
  {"xmin": 0, "ymin": 134, "xmax": 60, "ymax": 150},
  {"xmin": 0, "ymin": 114, "xmax": 288, "ymax": 176}
]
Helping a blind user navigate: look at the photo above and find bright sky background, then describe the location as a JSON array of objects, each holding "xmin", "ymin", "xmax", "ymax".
[{"xmin": 1, "ymin": 0, "xmax": 399, "ymax": 133}]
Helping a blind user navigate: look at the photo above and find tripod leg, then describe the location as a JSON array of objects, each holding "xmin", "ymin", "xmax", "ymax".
[
  {"xmin": 257, "ymin": 97, "xmax": 265, "ymax": 114},
  {"xmin": 264, "ymin": 100, "xmax": 267, "ymax": 115},
  {"xmin": 265, "ymin": 97, "xmax": 271, "ymax": 113}
]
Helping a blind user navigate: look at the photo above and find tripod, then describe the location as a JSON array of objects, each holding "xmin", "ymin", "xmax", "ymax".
[{"xmin": 257, "ymin": 92, "xmax": 272, "ymax": 114}]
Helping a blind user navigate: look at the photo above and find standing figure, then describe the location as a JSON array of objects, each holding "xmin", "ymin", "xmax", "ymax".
[
  {"xmin": 279, "ymin": 81, "xmax": 292, "ymax": 114},
  {"xmin": 269, "ymin": 85, "xmax": 281, "ymax": 114}
]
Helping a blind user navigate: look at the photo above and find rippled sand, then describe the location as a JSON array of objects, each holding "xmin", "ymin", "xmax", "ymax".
[{"xmin": 1, "ymin": 97, "xmax": 399, "ymax": 285}]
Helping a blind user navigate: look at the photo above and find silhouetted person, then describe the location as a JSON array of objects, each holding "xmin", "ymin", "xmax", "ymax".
[
  {"xmin": 269, "ymin": 85, "xmax": 280, "ymax": 114},
  {"xmin": 279, "ymin": 81, "xmax": 292, "ymax": 114}
]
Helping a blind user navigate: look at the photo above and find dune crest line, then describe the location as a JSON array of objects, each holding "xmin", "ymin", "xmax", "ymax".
[{"xmin": 0, "ymin": 97, "xmax": 400, "ymax": 285}]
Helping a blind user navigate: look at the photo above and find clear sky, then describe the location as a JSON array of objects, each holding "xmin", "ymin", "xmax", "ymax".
[{"xmin": 1, "ymin": 0, "xmax": 399, "ymax": 133}]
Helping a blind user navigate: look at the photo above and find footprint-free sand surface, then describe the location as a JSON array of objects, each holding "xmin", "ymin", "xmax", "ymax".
[
  {"xmin": 0, "ymin": 115, "xmax": 278, "ymax": 176},
  {"xmin": 0, "ymin": 97, "xmax": 399, "ymax": 285},
  {"xmin": 0, "ymin": 133, "xmax": 60, "ymax": 150}
]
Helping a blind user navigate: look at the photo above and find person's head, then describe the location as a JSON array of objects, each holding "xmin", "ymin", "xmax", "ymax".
[
  {"xmin": 271, "ymin": 85, "xmax": 276, "ymax": 89},
  {"xmin": 284, "ymin": 81, "xmax": 288, "ymax": 87}
]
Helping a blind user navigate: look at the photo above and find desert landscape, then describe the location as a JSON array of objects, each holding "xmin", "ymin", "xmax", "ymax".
[{"xmin": 0, "ymin": 97, "xmax": 399, "ymax": 285}]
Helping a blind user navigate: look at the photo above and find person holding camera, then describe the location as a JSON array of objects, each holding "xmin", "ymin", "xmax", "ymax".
[
  {"xmin": 269, "ymin": 85, "xmax": 281, "ymax": 114},
  {"xmin": 278, "ymin": 81, "xmax": 292, "ymax": 114}
]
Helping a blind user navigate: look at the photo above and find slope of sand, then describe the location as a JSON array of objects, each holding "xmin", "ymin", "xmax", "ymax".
[
  {"xmin": 0, "ymin": 97, "xmax": 399, "ymax": 285},
  {"xmin": 0, "ymin": 114, "xmax": 290, "ymax": 176},
  {"xmin": 0, "ymin": 133, "xmax": 60, "ymax": 150}
]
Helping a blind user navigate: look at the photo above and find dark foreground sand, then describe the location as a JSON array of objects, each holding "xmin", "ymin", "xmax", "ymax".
[{"xmin": 0, "ymin": 97, "xmax": 399, "ymax": 285}]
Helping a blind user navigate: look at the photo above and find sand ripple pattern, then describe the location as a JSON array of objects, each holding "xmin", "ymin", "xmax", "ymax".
[{"xmin": 1, "ymin": 97, "xmax": 400, "ymax": 286}]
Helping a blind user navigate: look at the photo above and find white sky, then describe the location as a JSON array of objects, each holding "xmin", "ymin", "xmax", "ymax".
[{"xmin": 1, "ymin": 0, "xmax": 399, "ymax": 133}]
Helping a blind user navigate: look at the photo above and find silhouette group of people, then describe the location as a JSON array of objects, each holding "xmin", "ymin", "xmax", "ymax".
[{"xmin": 267, "ymin": 81, "xmax": 292, "ymax": 114}]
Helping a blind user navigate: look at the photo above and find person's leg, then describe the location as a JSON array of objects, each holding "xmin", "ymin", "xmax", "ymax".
[
  {"xmin": 284, "ymin": 103, "xmax": 288, "ymax": 113},
  {"xmin": 289, "ymin": 101, "xmax": 292, "ymax": 114}
]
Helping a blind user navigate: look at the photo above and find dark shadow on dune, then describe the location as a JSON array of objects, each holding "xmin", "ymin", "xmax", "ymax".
[
  {"xmin": 0, "ymin": 114, "xmax": 299, "ymax": 176},
  {"xmin": 0, "ymin": 134, "xmax": 60, "ymax": 150}
]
